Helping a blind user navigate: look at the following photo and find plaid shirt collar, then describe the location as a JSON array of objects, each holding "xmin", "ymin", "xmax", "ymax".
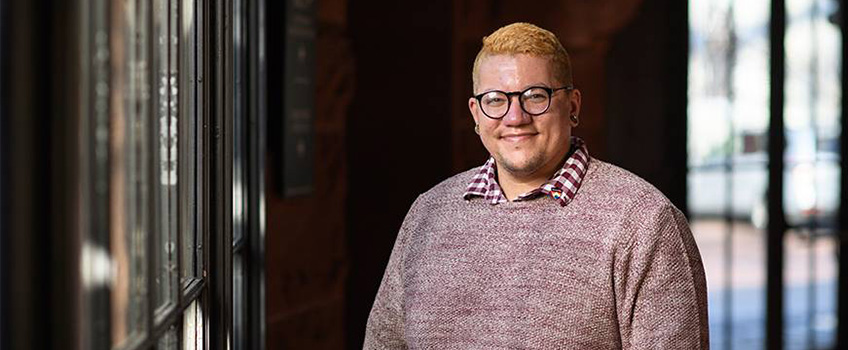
[{"xmin": 463, "ymin": 137, "xmax": 591, "ymax": 207}]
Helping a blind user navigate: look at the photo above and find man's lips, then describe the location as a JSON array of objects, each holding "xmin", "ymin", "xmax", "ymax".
[{"xmin": 499, "ymin": 132, "xmax": 537, "ymax": 142}]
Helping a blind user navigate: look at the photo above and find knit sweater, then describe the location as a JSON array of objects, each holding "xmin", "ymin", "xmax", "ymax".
[{"xmin": 364, "ymin": 158, "xmax": 709, "ymax": 349}]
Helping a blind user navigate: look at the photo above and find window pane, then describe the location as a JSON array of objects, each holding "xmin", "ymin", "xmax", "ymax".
[
  {"xmin": 154, "ymin": 0, "xmax": 177, "ymax": 309},
  {"xmin": 689, "ymin": 1, "xmax": 770, "ymax": 348},
  {"xmin": 232, "ymin": 0, "xmax": 245, "ymax": 246},
  {"xmin": 168, "ymin": 0, "xmax": 180, "ymax": 293},
  {"xmin": 194, "ymin": 0, "xmax": 204, "ymax": 281},
  {"xmin": 182, "ymin": 300, "xmax": 204, "ymax": 350},
  {"xmin": 180, "ymin": 0, "xmax": 198, "ymax": 285},
  {"xmin": 111, "ymin": 0, "xmax": 151, "ymax": 346},
  {"xmin": 233, "ymin": 253, "xmax": 245, "ymax": 350},
  {"xmin": 783, "ymin": 0, "xmax": 840, "ymax": 348}
]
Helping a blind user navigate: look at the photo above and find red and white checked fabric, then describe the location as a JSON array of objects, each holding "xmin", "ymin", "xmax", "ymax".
[{"xmin": 463, "ymin": 137, "xmax": 591, "ymax": 206}]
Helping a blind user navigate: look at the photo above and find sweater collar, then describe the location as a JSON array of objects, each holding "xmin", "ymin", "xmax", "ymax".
[{"xmin": 463, "ymin": 137, "xmax": 591, "ymax": 207}]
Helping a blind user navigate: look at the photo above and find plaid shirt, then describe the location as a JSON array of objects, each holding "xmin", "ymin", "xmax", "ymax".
[{"xmin": 463, "ymin": 137, "xmax": 590, "ymax": 207}]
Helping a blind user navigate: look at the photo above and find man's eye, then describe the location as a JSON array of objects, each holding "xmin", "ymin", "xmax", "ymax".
[
  {"xmin": 523, "ymin": 91, "xmax": 548, "ymax": 102},
  {"xmin": 484, "ymin": 96, "xmax": 505, "ymax": 105}
]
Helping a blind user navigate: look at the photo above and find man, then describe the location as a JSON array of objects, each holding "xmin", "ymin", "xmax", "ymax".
[{"xmin": 364, "ymin": 22, "xmax": 709, "ymax": 349}]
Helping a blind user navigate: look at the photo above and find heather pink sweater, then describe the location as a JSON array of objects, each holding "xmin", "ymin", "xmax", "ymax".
[{"xmin": 364, "ymin": 159, "xmax": 709, "ymax": 349}]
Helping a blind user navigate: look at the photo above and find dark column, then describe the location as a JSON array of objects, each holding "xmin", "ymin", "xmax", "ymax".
[
  {"xmin": 767, "ymin": 0, "xmax": 787, "ymax": 348},
  {"xmin": 837, "ymin": 0, "xmax": 848, "ymax": 348},
  {"xmin": 3, "ymin": 0, "xmax": 83, "ymax": 348}
]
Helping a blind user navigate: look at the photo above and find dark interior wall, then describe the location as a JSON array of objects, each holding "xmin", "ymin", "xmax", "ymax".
[
  {"xmin": 4, "ymin": 0, "xmax": 81, "ymax": 348},
  {"xmin": 264, "ymin": 0, "xmax": 354, "ymax": 348},
  {"xmin": 344, "ymin": 1, "xmax": 453, "ymax": 348},
  {"xmin": 605, "ymin": 0, "xmax": 689, "ymax": 211}
]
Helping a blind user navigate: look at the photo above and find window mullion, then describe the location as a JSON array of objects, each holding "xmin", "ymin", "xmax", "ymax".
[
  {"xmin": 766, "ymin": 0, "xmax": 787, "ymax": 348},
  {"xmin": 145, "ymin": 0, "xmax": 158, "ymax": 344}
]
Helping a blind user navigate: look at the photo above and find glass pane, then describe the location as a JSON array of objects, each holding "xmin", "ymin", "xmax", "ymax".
[
  {"xmin": 111, "ymin": 0, "xmax": 151, "ymax": 346},
  {"xmin": 158, "ymin": 325, "xmax": 179, "ymax": 350},
  {"xmin": 134, "ymin": 0, "xmax": 153, "ymax": 331},
  {"xmin": 168, "ymin": 0, "xmax": 180, "ymax": 293},
  {"xmin": 183, "ymin": 300, "xmax": 204, "ymax": 350},
  {"xmin": 180, "ymin": 0, "xmax": 198, "ymax": 285},
  {"xmin": 689, "ymin": 1, "xmax": 770, "ymax": 348},
  {"xmin": 233, "ymin": 254, "xmax": 245, "ymax": 350},
  {"xmin": 784, "ymin": 0, "xmax": 840, "ymax": 348},
  {"xmin": 783, "ymin": 228, "xmax": 838, "ymax": 349},
  {"xmin": 193, "ymin": 0, "xmax": 204, "ymax": 281},
  {"xmin": 155, "ymin": 0, "xmax": 177, "ymax": 309},
  {"xmin": 232, "ymin": 0, "xmax": 245, "ymax": 246}
]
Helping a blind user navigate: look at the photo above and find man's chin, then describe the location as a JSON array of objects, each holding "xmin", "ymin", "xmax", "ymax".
[{"xmin": 496, "ymin": 156, "xmax": 545, "ymax": 177}]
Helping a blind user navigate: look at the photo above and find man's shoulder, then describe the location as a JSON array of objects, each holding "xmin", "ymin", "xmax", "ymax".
[
  {"xmin": 398, "ymin": 166, "xmax": 481, "ymax": 230},
  {"xmin": 581, "ymin": 158, "xmax": 677, "ymax": 213},
  {"xmin": 414, "ymin": 166, "xmax": 481, "ymax": 205}
]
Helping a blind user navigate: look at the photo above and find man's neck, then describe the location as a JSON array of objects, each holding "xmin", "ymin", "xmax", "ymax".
[
  {"xmin": 496, "ymin": 146, "xmax": 572, "ymax": 201},
  {"xmin": 497, "ymin": 170, "xmax": 550, "ymax": 201}
]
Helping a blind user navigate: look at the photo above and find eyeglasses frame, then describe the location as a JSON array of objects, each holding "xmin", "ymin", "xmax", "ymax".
[{"xmin": 473, "ymin": 85, "xmax": 574, "ymax": 119}]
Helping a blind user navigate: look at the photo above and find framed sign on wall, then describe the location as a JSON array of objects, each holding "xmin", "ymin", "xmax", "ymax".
[{"xmin": 269, "ymin": 0, "xmax": 316, "ymax": 197}]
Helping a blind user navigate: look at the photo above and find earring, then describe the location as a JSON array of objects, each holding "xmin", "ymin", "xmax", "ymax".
[
  {"xmin": 474, "ymin": 124, "xmax": 480, "ymax": 135},
  {"xmin": 570, "ymin": 115, "xmax": 579, "ymax": 126}
]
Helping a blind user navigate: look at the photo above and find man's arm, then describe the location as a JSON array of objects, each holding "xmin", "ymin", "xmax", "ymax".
[
  {"xmin": 614, "ymin": 203, "xmax": 710, "ymax": 349},
  {"xmin": 363, "ymin": 198, "xmax": 422, "ymax": 349}
]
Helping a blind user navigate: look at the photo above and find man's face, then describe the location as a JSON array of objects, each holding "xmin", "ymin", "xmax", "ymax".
[{"xmin": 468, "ymin": 54, "xmax": 582, "ymax": 179}]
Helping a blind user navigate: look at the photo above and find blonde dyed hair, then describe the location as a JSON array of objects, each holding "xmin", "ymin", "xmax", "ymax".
[{"xmin": 472, "ymin": 22, "xmax": 572, "ymax": 93}]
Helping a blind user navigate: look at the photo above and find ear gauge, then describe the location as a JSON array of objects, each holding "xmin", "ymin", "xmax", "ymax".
[{"xmin": 570, "ymin": 114, "xmax": 579, "ymax": 126}]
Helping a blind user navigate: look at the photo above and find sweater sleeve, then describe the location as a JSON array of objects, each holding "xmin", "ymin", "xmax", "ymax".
[
  {"xmin": 363, "ymin": 198, "xmax": 421, "ymax": 349},
  {"xmin": 614, "ymin": 203, "xmax": 710, "ymax": 349}
]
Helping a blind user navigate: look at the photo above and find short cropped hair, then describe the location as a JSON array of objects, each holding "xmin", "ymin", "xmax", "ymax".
[{"xmin": 472, "ymin": 22, "xmax": 573, "ymax": 93}]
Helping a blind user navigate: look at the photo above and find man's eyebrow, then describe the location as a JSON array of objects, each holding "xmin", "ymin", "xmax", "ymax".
[
  {"xmin": 478, "ymin": 83, "xmax": 553, "ymax": 94},
  {"xmin": 476, "ymin": 88, "xmax": 503, "ymax": 94},
  {"xmin": 521, "ymin": 83, "xmax": 552, "ymax": 90}
]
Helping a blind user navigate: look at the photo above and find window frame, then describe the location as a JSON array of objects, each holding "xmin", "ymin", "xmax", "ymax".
[{"xmin": 77, "ymin": 0, "xmax": 229, "ymax": 348}]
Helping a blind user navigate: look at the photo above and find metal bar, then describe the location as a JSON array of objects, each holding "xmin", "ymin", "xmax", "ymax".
[
  {"xmin": 200, "ymin": 0, "xmax": 212, "ymax": 346},
  {"xmin": 837, "ymin": 0, "xmax": 848, "ymax": 348},
  {"xmin": 767, "ymin": 0, "xmax": 787, "ymax": 348},
  {"xmin": 248, "ymin": 0, "xmax": 267, "ymax": 347},
  {"xmin": 208, "ymin": 0, "xmax": 233, "ymax": 347},
  {"xmin": 146, "ymin": 0, "xmax": 158, "ymax": 342},
  {"xmin": 0, "ymin": 0, "xmax": 7, "ymax": 345},
  {"xmin": 174, "ymin": 0, "xmax": 183, "ymax": 312}
]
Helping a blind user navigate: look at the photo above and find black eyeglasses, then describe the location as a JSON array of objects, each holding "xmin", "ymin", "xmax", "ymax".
[{"xmin": 473, "ymin": 85, "xmax": 573, "ymax": 119}]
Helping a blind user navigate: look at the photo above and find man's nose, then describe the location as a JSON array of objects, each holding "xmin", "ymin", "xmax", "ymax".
[{"xmin": 502, "ymin": 96, "xmax": 532, "ymax": 126}]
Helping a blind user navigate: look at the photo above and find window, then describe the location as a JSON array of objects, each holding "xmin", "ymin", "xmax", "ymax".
[
  {"xmin": 81, "ymin": 0, "xmax": 206, "ymax": 347},
  {"xmin": 688, "ymin": 0, "xmax": 841, "ymax": 348}
]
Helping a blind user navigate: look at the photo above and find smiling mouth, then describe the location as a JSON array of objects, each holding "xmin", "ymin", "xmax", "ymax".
[{"xmin": 500, "ymin": 133, "xmax": 537, "ymax": 142}]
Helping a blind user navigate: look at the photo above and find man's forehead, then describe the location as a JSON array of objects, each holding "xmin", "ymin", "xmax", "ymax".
[
  {"xmin": 473, "ymin": 52, "xmax": 563, "ymax": 92},
  {"xmin": 477, "ymin": 54, "xmax": 555, "ymax": 79}
]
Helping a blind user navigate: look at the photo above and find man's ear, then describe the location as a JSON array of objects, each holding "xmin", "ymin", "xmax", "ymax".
[
  {"xmin": 469, "ymin": 97, "xmax": 480, "ymax": 126},
  {"xmin": 569, "ymin": 88, "xmax": 582, "ymax": 120}
]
